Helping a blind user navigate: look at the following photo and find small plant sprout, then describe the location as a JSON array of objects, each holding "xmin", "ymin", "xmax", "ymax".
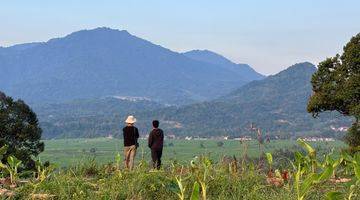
[
  {"xmin": 115, "ymin": 152, "xmax": 121, "ymax": 170},
  {"xmin": 266, "ymin": 152, "xmax": 273, "ymax": 172}
]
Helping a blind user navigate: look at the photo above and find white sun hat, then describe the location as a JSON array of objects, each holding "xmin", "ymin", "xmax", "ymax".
[{"xmin": 125, "ymin": 115, "xmax": 137, "ymax": 124}]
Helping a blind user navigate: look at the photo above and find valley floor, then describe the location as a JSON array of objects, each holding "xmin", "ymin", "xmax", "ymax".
[{"xmin": 40, "ymin": 138, "xmax": 345, "ymax": 167}]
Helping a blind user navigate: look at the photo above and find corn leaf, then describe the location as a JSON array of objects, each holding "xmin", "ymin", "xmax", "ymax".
[
  {"xmin": 300, "ymin": 173, "xmax": 317, "ymax": 197},
  {"xmin": 354, "ymin": 152, "xmax": 360, "ymax": 164},
  {"xmin": 0, "ymin": 162, "xmax": 7, "ymax": 169},
  {"xmin": 353, "ymin": 163, "xmax": 360, "ymax": 180},
  {"xmin": 341, "ymin": 152, "xmax": 354, "ymax": 162},
  {"xmin": 190, "ymin": 181, "xmax": 200, "ymax": 200},
  {"xmin": 316, "ymin": 165, "xmax": 333, "ymax": 182},
  {"xmin": 297, "ymin": 138, "xmax": 316, "ymax": 157},
  {"xmin": 326, "ymin": 191, "xmax": 343, "ymax": 200}
]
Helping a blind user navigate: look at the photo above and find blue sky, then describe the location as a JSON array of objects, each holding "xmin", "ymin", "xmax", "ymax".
[{"xmin": 1, "ymin": 0, "xmax": 359, "ymax": 74}]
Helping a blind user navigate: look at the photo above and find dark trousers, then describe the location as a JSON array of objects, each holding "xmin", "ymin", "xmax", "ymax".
[{"xmin": 151, "ymin": 149, "xmax": 162, "ymax": 169}]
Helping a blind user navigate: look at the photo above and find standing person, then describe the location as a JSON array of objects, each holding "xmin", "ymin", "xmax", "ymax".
[
  {"xmin": 148, "ymin": 120, "xmax": 164, "ymax": 170},
  {"xmin": 123, "ymin": 115, "xmax": 139, "ymax": 170}
]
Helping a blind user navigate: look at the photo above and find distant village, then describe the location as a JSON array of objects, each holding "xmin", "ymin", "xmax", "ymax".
[
  {"xmin": 160, "ymin": 135, "xmax": 336, "ymax": 142},
  {"xmin": 104, "ymin": 125, "xmax": 348, "ymax": 142}
]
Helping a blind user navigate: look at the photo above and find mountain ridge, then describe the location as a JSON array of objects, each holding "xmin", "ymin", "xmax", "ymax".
[
  {"xmin": 183, "ymin": 49, "xmax": 264, "ymax": 81},
  {"xmin": 0, "ymin": 27, "xmax": 262, "ymax": 105}
]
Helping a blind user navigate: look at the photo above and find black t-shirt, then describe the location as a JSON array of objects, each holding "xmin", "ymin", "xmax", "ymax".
[
  {"xmin": 148, "ymin": 128, "xmax": 164, "ymax": 150},
  {"xmin": 123, "ymin": 126, "xmax": 139, "ymax": 147}
]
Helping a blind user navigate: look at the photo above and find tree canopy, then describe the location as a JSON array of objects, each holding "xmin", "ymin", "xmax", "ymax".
[
  {"xmin": 308, "ymin": 33, "xmax": 360, "ymax": 147},
  {"xmin": 0, "ymin": 91, "xmax": 44, "ymax": 169}
]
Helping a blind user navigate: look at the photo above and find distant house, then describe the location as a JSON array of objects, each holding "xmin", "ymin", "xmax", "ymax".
[
  {"xmin": 302, "ymin": 137, "xmax": 335, "ymax": 142},
  {"xmin": 185, "ymin": 136, "xmax": 193, "ymax": 140},
  {"xmin": 193, "ymin": 137, "xmax": 207, "ymax": 140},
  {"xmin": 234, "ymin": 136, "xmax": 252, "ymax": 141},
  {"xmin": 209, "ymin": 136, "xmax": 229, "ymax": 140},
  {"xmin": 330, "ymin": 125, "xmax": 349, "ymax": 132}
]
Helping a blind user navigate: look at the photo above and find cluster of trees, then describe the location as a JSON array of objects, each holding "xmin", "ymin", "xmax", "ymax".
[
  {"xmin": 0, "ymin": 92, "xmax": 43, "ymax": 169},
  {"xmin": 307, "ymin": 33, "xmax": 360, "ymax": 147}
]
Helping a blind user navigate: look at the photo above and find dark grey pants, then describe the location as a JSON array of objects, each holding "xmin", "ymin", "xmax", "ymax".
[{"xmin": 151, "ymin": 149, "xmax": 162, "ymax": 169}]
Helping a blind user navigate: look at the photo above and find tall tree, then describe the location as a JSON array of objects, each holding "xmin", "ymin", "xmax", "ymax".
[
  {"xmin": 307, "ymin": 33, "xmax": 360, "ymax": 147},
  {"xmin": 0, "ymin": 91, "xmax": 44, "ymax": 169}
]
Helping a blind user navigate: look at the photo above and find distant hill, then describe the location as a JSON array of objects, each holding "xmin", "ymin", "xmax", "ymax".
[
  {"xmin": 36, "ymin": 62, "xmax": 351, "ymax": 138},
  {"xmin": 135, "ymin": 62, "xmax": 350, "ymax": 137},
  {"xmin": 183, "ymin": 50, "xmax": 264, "ymax": 81},
  {"xmin": 0, "ymin": 27, "xmax": 263, "ymax": 105},
  {"xmin": 34, "ymin": 97, "xmax": 165, "ymax": 138}
]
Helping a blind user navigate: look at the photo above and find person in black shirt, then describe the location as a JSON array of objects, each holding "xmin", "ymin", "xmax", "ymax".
[
  {"xmin": 123, "ymin": 115, "xmax": 139, "ymax": 170},
  {"xmin": 148, "ymin": 120, "xmax": 164, "ymax": 170}
]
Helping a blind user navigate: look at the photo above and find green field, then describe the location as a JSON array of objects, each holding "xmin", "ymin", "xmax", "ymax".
[
  {"xmin": 40, "ymin": 138, "xmax": 346, "ymax": 167},
  {"xmin": 2, "ymin": 138, "xmax": 357, "ymax": 200}
]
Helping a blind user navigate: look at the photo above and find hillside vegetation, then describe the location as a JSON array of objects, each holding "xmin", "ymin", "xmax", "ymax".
[
  {"xmin": 33, "ymin": 63, "xmax": 351, "ymax": 138},
  {"xmin": 136, "ymin": 62, "xmax": 351, "ymax": 137}
]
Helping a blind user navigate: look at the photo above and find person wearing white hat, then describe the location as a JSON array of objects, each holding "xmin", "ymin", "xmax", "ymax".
[{"xmin": 122, "ymin": 115, "xmax": 139, "ymax": 170}]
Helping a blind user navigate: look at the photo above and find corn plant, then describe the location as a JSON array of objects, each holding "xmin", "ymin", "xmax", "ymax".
[
  {"xmin": 189, "ymin": 156, "xmax": 211, "ymax": 200},
  {"xmin": 327, "ymin": 151, "xmax": 360, "ymax": 200},
  {"xmin": 34, "ymin": 158, "xmax": 56, "ymax": 183},
  {"xmin": 297, "ymin": 138, "xmax": 317, "ymax": 172},
  {"xmin": 174, "ymin": 176, "xmax": 186, "ymax": 200},
  {"xmin": 293, "ymin": 139, "xmax": 334, "ymax": 200},
  {"xmin": 198, "ymin": 157, "xmax": 212, "ymax": 200},
  {"xmin": 0, "ymin": 156, "xmax": 22, "ymax": 184}
]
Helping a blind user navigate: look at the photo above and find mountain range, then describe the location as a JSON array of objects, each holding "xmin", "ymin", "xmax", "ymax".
[
  {"xmin": 0, "ymin": 27, "xmax": 264, "ymax": 105},
  {"xmin": 1, "ymin": 27, "xmax": 350, "ymax": 139}
]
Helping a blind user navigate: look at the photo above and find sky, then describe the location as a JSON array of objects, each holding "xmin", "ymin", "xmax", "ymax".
[{"xmin": 1, "ymin": 0, "xmax": 359, "ymax": 75}]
